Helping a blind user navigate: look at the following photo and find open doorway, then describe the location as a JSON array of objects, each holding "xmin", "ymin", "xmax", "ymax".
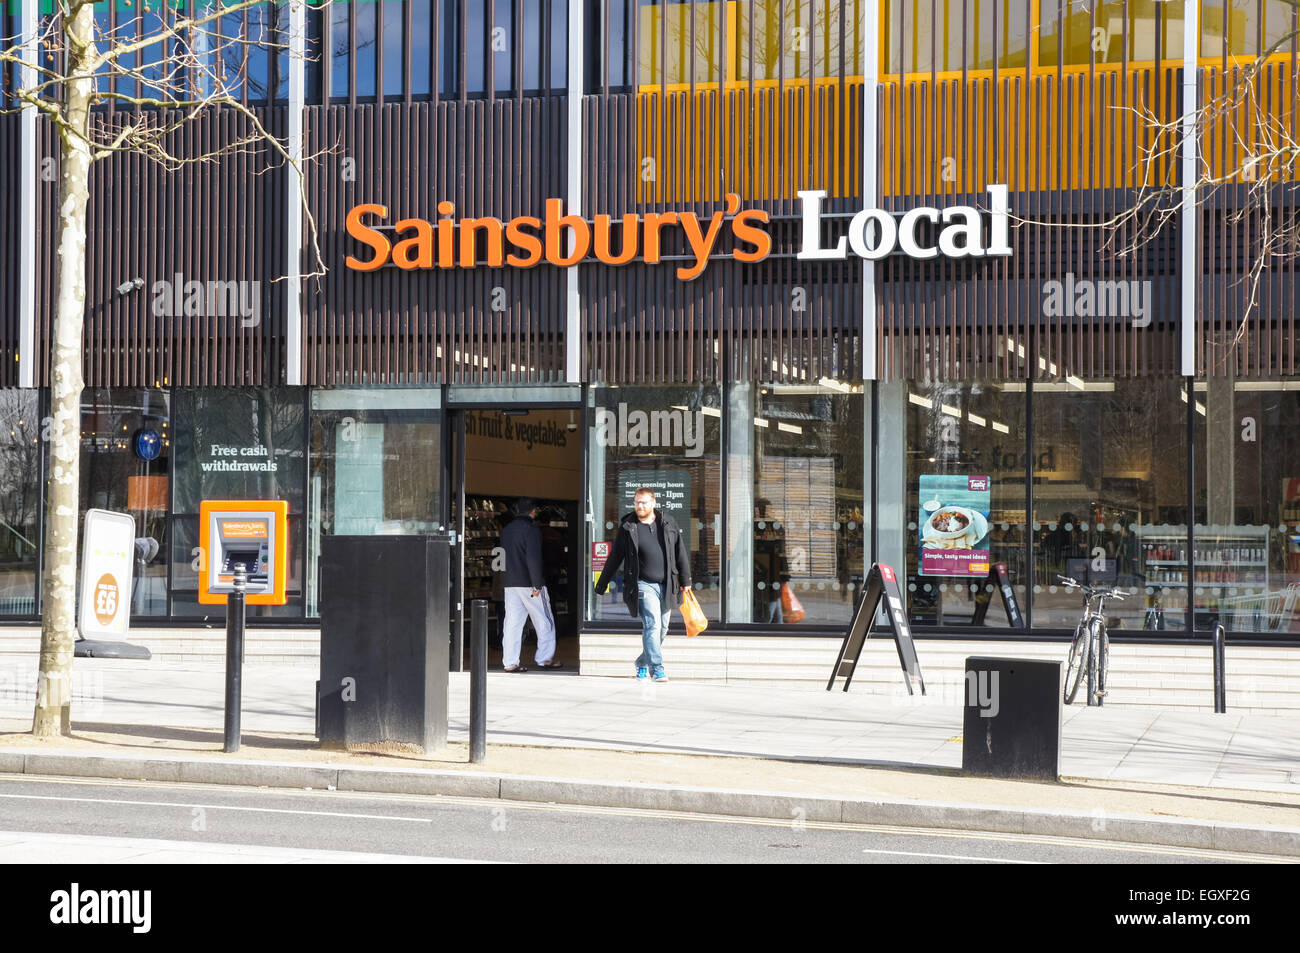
[{"xmin": 452, "ymin": 407, "xmax": 583, "ymax": 670}]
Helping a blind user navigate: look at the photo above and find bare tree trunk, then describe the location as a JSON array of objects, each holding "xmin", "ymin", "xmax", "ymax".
[{"xmin": 32, "ymin": 1, "xmax": 95, "ymax": 738}]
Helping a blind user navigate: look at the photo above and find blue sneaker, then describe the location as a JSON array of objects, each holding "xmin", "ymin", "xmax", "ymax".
[
  {"xmin": 636, "ymin": 666, "xmax": 649, "ymax": 680},
  {"xmin": 653, "ymin": 669, "xmax": 668, "ymax": 683}
]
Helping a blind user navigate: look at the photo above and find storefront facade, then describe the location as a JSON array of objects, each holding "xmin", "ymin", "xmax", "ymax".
[{"xmin": 0, "ymin": 1, "xmax": 1298, "ymax": 647}]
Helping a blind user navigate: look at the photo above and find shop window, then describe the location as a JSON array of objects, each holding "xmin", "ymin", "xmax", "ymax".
[
  {"xmin": 726, "ymin": 382, "xmax": 866, "ymax": 626},
  {"xmin": 79, "ymin": 389, "xmax": 172, "ymax": 617},
  {"xmin": 1195, "ymin": 380, "xmax": 1300, "ymax": 638},
  {"xmin": 1030, "ymin": 378, "xmax": 1188, "ymax": 632},
  {"xmin": 170, "ymin": 388, "xmax": 306, "ymax": 617},
  {"xmin": 306, "ymin": 389, "xmax": 443, "ymax": 618},
  {"xmin": 637, "ymin": 0, "xmax": 864, "ymax": 87},
  {"xmin": 883, "ymin": 0, "xmax": 1026, "ymax": 75},
  {"xmin": 587, "ymin": 385, "xmax": 723, "ymax": 623},
  {"xmin": 1200, "ymin": 0, "xmax": 1294, "ymax": 59},
  {"xmin": 878, "ymin": 380, "xmax": 1029, "ymax": 628},
  {"xmin": 356, "ymin": 1, "xmax": 379, "ymax": 98},
  {"xmin": 0, "ymin": 391, "xmax": 43, "ymax": 617},
  {"xmin": 330, "ymin": 1, "xmax": 351, "ymax": 97}
]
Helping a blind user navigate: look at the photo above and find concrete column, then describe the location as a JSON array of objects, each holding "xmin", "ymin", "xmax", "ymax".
[
  {"xmin": 1180, "ymin": 0, "xmax": 1200, "ymax": 376},
  {"xmin": 876, "ymin": 380, "xmax": 908, "ymax": 578},
  {"xmin": 726, "ymin": 382, "xmax": 755, "ymax": 623},
  {"xmin": 565, "ymin": 0, "xmax": 584, "ymax": 383},
  {"xmin": 861, "ymin": 0, "xmax": 879, "ymax": 381},
  {"xmin": 285, "ymin": 0, "xmax": 306, "ymax": 386},
  {"xmin": 18, "ymin": 0, "xmax": 38, "ymax": 388},
  {"xmin": 1206, "ymin": 377, "xmax": 1235, "ymax": 526}
]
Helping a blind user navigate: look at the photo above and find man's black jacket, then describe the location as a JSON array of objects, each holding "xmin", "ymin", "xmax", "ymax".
[
  {"xmin": 594, "ymin": 510, "xmax": 692, "ymax": 616},
  {"xmin": 501, "ymin": 514, "xmax": 545, "ymax": 589}
]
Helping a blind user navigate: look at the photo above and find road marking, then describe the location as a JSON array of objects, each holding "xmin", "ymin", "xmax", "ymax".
[
  {"xmin": 3, "ymin": 776, "xmax": 1292, "ymax": 863},
  {"xmin": 861, "ymin": 847, "xmax": 1039, "ymax": 863},
  {"xmin": 0, "ymin": 792, "xmax": 432, "ymax": 824}
]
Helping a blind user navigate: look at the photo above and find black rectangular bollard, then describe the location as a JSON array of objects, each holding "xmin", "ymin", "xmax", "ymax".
[
  {"xmin": 318, "ymin": 535, "xmax": 450, "ymax": 752},
  {"xmin": 961, "ymin": 657, "xmax": 1062, "ymax": 782}
]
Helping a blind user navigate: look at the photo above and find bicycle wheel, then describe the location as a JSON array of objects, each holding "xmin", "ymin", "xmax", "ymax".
[
  {"xmin": 1095, "ymin": 622, "xmax": 1110, "ymax": 699},
  {"xmin": 1064, "ymin": 624, "xmax": 1088, "ymax": 704}
]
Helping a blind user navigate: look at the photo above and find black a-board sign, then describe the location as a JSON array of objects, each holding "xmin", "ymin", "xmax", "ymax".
[
  {"xmin": 969, "ymin": 561, "xmax": 1026, "ymax": 628},
  {"xmin": 827, "ymin": 563, "xmax": 925, "ymax": 695}
]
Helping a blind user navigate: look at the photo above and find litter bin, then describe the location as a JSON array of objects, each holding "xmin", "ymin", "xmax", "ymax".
[
  {"xmin": 317, "ymin": 534, "xmax": 450, "ymax": 752},
  {"xmin": 961, "ymin": 656, "xmax": 1061, "ymax": 782}
]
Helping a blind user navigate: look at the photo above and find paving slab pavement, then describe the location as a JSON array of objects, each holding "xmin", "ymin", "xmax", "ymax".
[
  {"xmin": 1, "ymin": 658, "xmax": 1298, "ymax": 856},
  {"xmin": 1, "ymin": 659, "xmax": 1298, "ymax": 791}
]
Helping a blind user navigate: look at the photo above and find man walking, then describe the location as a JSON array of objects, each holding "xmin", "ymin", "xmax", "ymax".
[
  {"xmin": 594, "ymin": 487, "xmax": 692, "ymax": 682},
  {"xmin": 500, "ymin": 498, "xmax": 560, "ymax": 672}
]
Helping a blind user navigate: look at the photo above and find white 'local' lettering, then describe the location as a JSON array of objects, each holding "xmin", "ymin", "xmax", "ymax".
[{"xmin": 796, "ymin": 185, "xmax": 1013, "ymax": 261}]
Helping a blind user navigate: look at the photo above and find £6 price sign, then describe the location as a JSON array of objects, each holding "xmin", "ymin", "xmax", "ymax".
[{"xmin": 79, "ymin": 509, "xmax": 137, "ymax": 639}]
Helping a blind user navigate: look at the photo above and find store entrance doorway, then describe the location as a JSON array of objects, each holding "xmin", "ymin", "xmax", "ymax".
[{"xmin": 448, "ymin": 406, "xmax": 583, "ymax": 671}]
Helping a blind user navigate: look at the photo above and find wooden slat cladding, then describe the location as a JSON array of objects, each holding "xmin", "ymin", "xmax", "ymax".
[
  {"xmin": 1198, "ymin": 63, "xmax": 1300, "ymax": 378},
  {"xmin": 0, "ymin": 114, "xmax": 20, "ymax": 387},
  {"xmin": 875, "ymin": 70, "xmax": 1182, "ymax": 383},
  {"xmin": 32, "ymin": 108, "xmax": 286, "ymax": 388},
  {"xmin": 303, "ymin": 99, "xmax": 567, "ymax": 385}
]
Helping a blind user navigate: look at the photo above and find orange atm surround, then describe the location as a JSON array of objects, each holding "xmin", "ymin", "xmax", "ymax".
[{"xmin": 198, "ymin": 500, "xmax": 289, "ymax": 605}]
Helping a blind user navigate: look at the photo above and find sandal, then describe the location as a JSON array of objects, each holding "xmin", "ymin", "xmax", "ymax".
[
  {"xmin": 537, "ymin": 660, "xmax": 564, "ymax": 669},
  {"xmin": 504, "ymin": 665, "xmax": 528, "ymax": 673}
]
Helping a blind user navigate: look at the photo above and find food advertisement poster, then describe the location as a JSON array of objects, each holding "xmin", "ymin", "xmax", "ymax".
[{"xmin": 918, "ymin": 474, "xmax": 991, "ymax": 577}]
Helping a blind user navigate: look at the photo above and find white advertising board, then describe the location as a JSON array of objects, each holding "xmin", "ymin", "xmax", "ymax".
[{"xmin": 79, "ymin": 509, "xmax": 136, "ymax": 640}]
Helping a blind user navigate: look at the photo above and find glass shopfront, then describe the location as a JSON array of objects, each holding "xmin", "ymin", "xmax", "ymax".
[
  {"xmin": 1195, "ymin": 380, "xmax": 1300, "ymax": 636},
  {"xmin": 79, "ymin": 388, "xmax": 172, "ymax": 617},
  {"xmin": 306, "ymin": 388, "xmax": 443, "ymax": 618},
  {"xmin": 0, "ymin": 376, "xmax": 1296, "ymax": 640},
  {"xmin": 1029, "ymin": 379, "xmax": 1190, "ymax": 632},
  {"xmin": 727, "ymin": 382, "xmax": 867, "ymax": 626},
  {"xmin": 0, "ymin": 390, "xmax": 42, "ymax": 616},
  {"xmin": 876, "ymin": 380, "xmax": 1029, "ymax": 628},
  {"xmin": 587, "ymin": 384, "xmax": 724, "ymax": 622},
  {"xmin": 170, "ymin": 388, "xmax": 307, "ymax": 617}
]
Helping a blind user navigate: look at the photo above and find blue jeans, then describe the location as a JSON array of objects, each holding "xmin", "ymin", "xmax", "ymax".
[{"xmin": 636, "ymin": 580, "xmax": 672, "ymax": 673}]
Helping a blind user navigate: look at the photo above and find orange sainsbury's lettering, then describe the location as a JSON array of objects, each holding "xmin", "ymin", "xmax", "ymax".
[
  {"xmin": 392, "ymin": 218, "xmax": 434, "ymax": 269},
  {"xmin": 343, "ymin": 198, "xmax": 775, "ymax": 275},
  {"xmin": 504, "ymin": 216, "xmax": 544, "ymax": 267},
  {"xmin": 346, "ymin": 204, "xmax": 392, "ymax": 271}
]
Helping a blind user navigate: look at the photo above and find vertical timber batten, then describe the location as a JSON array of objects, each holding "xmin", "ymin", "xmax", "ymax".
[
  {"xmin": 18, "ymin": 0, "xmax": 38, "ymax": 388},
  {"xmin": 565, "ymin": 0, "xmax": 583, "ymax": 383},
  {"xmin": 286, "ymin": 0, "xmax": 306, "ymax": 386},
  {"xmin": 1181, "ymin": 0, "xmax": 1198, "ymax": 377}
]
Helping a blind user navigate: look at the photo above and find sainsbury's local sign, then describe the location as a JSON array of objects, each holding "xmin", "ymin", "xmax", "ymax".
[{"xmin": 344, "ymin": 185, "xmax": 1012, "ymax": 278}]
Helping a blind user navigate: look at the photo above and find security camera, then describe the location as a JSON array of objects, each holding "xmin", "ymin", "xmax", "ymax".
[
  {"xmin": 566, "ymin": 420, "xmax": 578, "ymax": 432},
  {"xmin": 116, "ymin": 277, "xmax": 145, "ymax": 295}
]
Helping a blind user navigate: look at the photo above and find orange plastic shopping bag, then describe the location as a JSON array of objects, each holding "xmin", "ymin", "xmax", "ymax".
[
  {"xmin": 679, "ymin": 589, "xmax": 709, "ymax": 637},
  {"xmin": 780, "ymin": 583, "xmax": 805, "ymax": 623}
]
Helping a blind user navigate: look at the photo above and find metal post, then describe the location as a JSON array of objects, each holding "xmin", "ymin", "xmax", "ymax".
[
  {"xmin": 1213, "ymin": 623, "xmax": 1226, "ymax": 714},
  {"xmin": 224, "ymin": 567, "xmax": 247, "ymax": 753},
  {"xmin": 1086, "ymin": 635, "xmax": 1097, "ymax": 707},
  {"xmin": 469, "ymin": 598, "xmax": 487, "ymax": 763}
]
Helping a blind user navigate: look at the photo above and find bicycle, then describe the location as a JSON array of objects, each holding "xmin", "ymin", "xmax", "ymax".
[{"xmin": 1058, "ymin": 575, "xmax": 1126, "ymax": 705}]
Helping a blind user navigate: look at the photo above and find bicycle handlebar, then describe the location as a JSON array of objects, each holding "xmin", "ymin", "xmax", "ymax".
[{"xmin": 1056, "ymin": 575, "xmax": 1127, "ymax": 600}]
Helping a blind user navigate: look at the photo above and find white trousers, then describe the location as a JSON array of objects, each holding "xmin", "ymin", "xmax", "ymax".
[{"xmin": 502, "ymin": 586, "xmax": 556, "ymax": 668}]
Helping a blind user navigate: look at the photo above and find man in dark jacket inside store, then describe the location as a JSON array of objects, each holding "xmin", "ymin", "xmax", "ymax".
[
  {"xmin": 500, "ymin": 498, "xmax": 560, "ymax": 672},
  {"xmin": 594, "ymin": 487, "xmax": 692, "ymax": 682}
]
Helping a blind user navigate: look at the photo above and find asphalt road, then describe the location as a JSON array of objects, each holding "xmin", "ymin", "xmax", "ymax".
[{"xmin": 0, "ymin": 775, "xmax": 1285, "ymax": 864}]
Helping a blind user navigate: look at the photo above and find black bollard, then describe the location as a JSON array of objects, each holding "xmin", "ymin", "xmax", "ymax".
[
  {"xmin": 469, "ymin": 599, "xmax": 487, "ymax": 763},
  {"xmin": 1213, "ymin": 622, "xmax": 1227, "ymax": 714},
  {"xmin": 224, "ymin": 566, "xmax": 247, "ymax": 753}
]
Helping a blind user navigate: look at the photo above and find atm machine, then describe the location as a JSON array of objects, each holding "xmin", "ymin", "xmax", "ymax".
[{"xmin": 198, "ymin": 500, "xmax": 289, "ymax": 605}]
